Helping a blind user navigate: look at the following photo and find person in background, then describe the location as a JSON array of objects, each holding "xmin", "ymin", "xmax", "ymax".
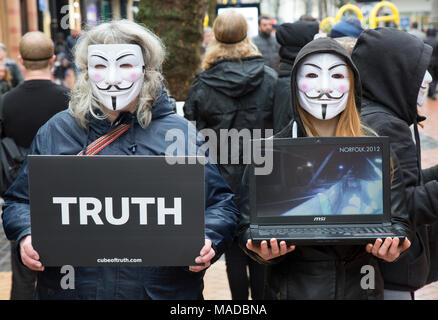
[
  {"xmin": 1, "ymin": 31, "xmax": 70, "ymax": 300},
  {"xmin": 329, "ymin": 17, "xmax": 364, "ymax": 39},
  {"xmin": 0, "ymin": 42, "xmax": 23, "ymax": 88},
  {"xmin": 202, "ymin": 26, "xmax": 213, "ymax": 55},
  {"xmin": 299, "ymin": 15, "xmax": 318, "ymax": 22},
  {"xmin": 424, "ymin": 26, "xmax": 438, "ymax": 100},
  {"xmin": 353, "ymin": 27, "xmax": 438, "ymax": 299},
  {"xmin": 252, "ymin": 15, "xmax": 280, "ymax": 70},
  {"xmin": 408, "ymin": 22, "xmax": 425, "ymax": 40},
  {"xmin": 184, "ymin": 10, "xmax": 277, "ymax": 300},
  {"xmin": 273, "ymin": 20, "xmax": 319, "ymax": 134},
  {"xmin": 0, "ymin": 64, "xmax": 12, "ymax": 96}
]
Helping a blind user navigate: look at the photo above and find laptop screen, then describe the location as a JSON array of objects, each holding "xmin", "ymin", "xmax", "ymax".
[{"xmin": 250, "ymin": 137, "xmax": 390, "ymax": 224}]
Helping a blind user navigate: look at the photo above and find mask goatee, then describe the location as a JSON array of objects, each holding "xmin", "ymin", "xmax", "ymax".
[{"xmin": 321, "ymin": 104, "xmax": 327, "ymax": 120}]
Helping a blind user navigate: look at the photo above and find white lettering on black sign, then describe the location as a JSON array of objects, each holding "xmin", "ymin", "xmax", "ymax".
[{"xmin": 52, "ymin": 197, "xmax": 182, "ymax": 225}]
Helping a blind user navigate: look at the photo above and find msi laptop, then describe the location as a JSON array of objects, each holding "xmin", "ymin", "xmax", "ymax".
[
  {"xmin": 28, "ymin": 155, "xmax": 205, "ymax": 266},
  {"xmin": 249, "ymin": 137, "xmax": 406, "ymax": 245}
]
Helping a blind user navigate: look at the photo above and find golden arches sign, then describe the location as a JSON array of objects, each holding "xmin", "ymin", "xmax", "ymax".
[
  {"xmin": 369, "ymin": 1, "xmax": 400, "ymax": 28},
  {"xmin": 335, "ymin": 4, "xmax": 363, "ymax": 23},
  {"xmin": 319, "ymin": 1, "xmax": 400, "ymax": 31}
]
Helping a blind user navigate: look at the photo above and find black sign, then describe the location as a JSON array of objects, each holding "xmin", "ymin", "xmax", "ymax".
[{"xmin": 28, "ymin": 155, "xmax": 205, "ymax": 267}]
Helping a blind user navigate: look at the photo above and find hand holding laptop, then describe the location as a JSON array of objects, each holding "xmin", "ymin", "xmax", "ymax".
[
  {"xmin": 246, "ymin": 238, "xmax": 295, "ymax": 261},
  {"xmin": 246, "ymin": 236, "xmax": 410, "ymax": 263},
  {"xmin": 366, "ymin": 237, "xmax": 411, "ymax": 262}
]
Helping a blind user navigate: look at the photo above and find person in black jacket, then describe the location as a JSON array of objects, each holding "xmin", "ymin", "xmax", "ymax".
[
  {"xmin": 238, "ymin": 37, "xmax": 411, "ymax": 300},
  {"xmin": 273, "ymin": 20, "xmax": 319, "ymax": 134},
  {"xmin": 424, "ymin": 26, "xmax": 438, "ymax": 100},
  {"xmin": 352, "ymin": 27, "xmax": 438, "ymax": 299},
  {"xmin": 184, "ymin": 10, "xmax": 277, "ymax": 300}
]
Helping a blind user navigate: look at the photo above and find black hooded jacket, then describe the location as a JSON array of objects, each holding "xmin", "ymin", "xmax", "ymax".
[
  {"xmin": 184, "ymin": 56, "xmax": 277, "ymax": 205},
  {"xmin": 424, "ymin": 27, "xmax": 438, "ymax": 72},
  {"xmin": 273, "ymin": 21, "xmax": 319, "ymax": 134},
  {"xmin": 238, "ymin": 37, "xmax": 411, "ymax": 299},
  {"xmin": 352, "ymin": 28, "xmax": 438, "ymax": 290}
]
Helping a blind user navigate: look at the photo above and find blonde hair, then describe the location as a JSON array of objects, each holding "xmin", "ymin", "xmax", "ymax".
[
  {"xmin": 69, "ymin": 20, "xmax": 165, "ymax": 129},
  {"xmin": 19, "ymin": 31, "xmax": 54, "ymax": 70},
  {"xmin": 298, "ymin": 68, "xmax": 365, "ymax": 137},
  {"xmin": 202, "ymin": 10, "xmax": 260, "ymax": 70}
]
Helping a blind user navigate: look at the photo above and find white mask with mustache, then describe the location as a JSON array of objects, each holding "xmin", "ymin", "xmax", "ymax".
[
  {"xmin": 297, "ymin": 53, "xmax": 350, "ymax": 120},
  {"xmin": 88, "ymin": 44, "xmax": 145, "ymax": 111}
]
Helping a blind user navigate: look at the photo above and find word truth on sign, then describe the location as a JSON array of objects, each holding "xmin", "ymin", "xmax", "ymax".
[{"xmin": 52, "ymin": 197, "xmax": 182, "ymax": 225}]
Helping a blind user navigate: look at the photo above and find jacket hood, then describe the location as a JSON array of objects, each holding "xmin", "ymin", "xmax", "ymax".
[
  {"xmin": 276, "ymin": 21, "xmax": 319, "ymax": 63},
  {"xmin": 197, "ymin": 56, "xmax": 265, "ymax": 98},
  {"xmin": 289, "ymin": 36, "xmax": 362, "ymax": 137},
  {"xmin": 351, "ymin": 28, "xmax": 432, "ymax": 125}
]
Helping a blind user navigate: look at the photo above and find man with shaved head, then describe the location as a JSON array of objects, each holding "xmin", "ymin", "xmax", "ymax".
[{"xmin": 1, "ymin": 31, "xmax": 69, "ymax": 300}]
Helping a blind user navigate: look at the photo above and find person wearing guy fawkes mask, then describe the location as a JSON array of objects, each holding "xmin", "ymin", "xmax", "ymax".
[
  {"xmin": 352, "ymin": 27, "xmax": 438, "ymax": 300},
  {"xmin": 2, "ymin": 20, "xmax": 240, "ymax": 300},
  {"xmin": 238, "ymin": 37, "xmax": 411, "ymax": 300}
]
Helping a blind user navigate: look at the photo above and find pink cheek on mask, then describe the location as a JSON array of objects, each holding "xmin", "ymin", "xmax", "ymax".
[
  {"xmin": 93, "ymin": 73, "xmax": 103, "ymax": 82},
  {"xmin": 300, "ymin": 84, "xmax": 308, "ymax": 91},
  {"xmin": 339, "ymin": 85, "xmax": 347, "ymax": 93},
  {"xmin": 130, "ymin": 72, "xmax": 139, "ymax": 81}
]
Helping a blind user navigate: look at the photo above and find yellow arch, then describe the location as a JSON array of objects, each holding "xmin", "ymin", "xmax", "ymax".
[
  {"xmin": 369, "ymin": 1, "xmax": 400, "ymax": 29},
  {"xmin": 335, "ymin": 4, "xmax": 364, "ymax": 23},
  {"xmin": 320, "ymin": 16, "xmax": 336, "ymax": 31}
]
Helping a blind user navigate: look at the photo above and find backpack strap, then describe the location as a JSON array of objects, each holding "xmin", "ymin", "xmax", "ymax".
[{"xmin": 77, "ymin": 123, "xmax": 131, "ymax": 156}]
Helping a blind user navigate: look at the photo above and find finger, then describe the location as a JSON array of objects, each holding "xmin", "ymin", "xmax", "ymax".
[
  {"xmin": 388, "ymin": 237, "xmax": 400, "ymax": 258},
  {"xmin": 23, "ymin": 242, "xmax": 39, "ymax": 261},
  {"xmin": 278, "ymin": 241, "xmax": 288, "ymax": 255},
  {"xmin": 21, "ymin": 253, "xmax": 44, "ymax": 271},
  {"xmin": 270, "ymin": 238, "xmax": 279, "ymax": 256},
  {"xmin": 371, "ymin": 238, "xmax": 383, "ymax": 257},
  {"xmin": 246, "ymin": 239, "xmax": 256, "ymax": 252},
  {"xmin": 377, "ymin": 237, "xmax": 392, "ymax": 258},
  {"xmin": 189, "ymin": 264, "xmax": 207, "ymax": 272},
  {"xmin": 200, "ymin": 239, "xmax": 212, "ymax": 256},
  {"xmin": 402, "ymin": 238, "xmax": 411, "ymax": 251},
  {"xmin": 196, "ymin": 249, "xmax": 215, "ymax": 264},
  {"xmin": 260, "ymin": 241, "xmax": 270, "ymax": 258},
  {"xmin": 365, "ymin": 243, "xmax": 373, "ymax": 253}
]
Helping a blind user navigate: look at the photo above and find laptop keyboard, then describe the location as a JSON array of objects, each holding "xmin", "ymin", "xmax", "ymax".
[{"xmin": 257, "ymin": 226, "xmax": 395, "ymax": 237}]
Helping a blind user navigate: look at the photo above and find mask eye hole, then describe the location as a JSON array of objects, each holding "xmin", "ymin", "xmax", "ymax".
[
  {"xmin": 332, "ymin": 73, "xmax": 345, "ymax": 79},
  {"xmin": 305, "ymin": 73, "xmax": 318, "ymax": 78},
  {"xmin": 120, "ymin": 64, "xmax": 133, "ymax": 69},
  {"xmin": 95, "ymin": 64, "xmax": 106, "ymax": 69}
]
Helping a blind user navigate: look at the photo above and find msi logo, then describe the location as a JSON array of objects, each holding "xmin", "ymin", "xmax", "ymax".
[{"xmin": 313, "ymin": 217, "xmax": 326, "ymax": 222}]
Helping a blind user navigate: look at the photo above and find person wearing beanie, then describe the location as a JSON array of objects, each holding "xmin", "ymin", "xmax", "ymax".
[
  {"xmin": 330, "ymin": 17, "xmax": 364, "ymax": 39},
  {"xmin": 273, "ymin": 20, "xmax": 319, "ymax": 134}
]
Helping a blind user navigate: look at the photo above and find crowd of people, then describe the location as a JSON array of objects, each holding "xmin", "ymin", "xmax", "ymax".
[{"xmin": 0, "ymin": 10, "xmax": 438, "ymax": 300}]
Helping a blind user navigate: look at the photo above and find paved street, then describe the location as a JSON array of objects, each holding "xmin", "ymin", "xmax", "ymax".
[{"xmin": 1, "ymin": 97, "xmax": 438, "ymax": 300}]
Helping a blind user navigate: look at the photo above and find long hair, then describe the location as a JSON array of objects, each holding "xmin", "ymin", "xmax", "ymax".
[
  {"xmin": 202, "ymin": 10, "xmax": 260, "ymax": 70},
  {"xmin": 298, "ymin": 68, "xmax": 365, "ymax": 137},
  {"xmin": 0, "ymin": 65, "xmax": 12, "ymax": 86},
  {"xmin": 69, "ymin": 20, "xmax": 165, "ymax": 129}
]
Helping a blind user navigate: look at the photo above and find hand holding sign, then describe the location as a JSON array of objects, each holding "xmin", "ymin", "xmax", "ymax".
[
  {"xmin": 189, "ymin": 239, "xmax": 215, "ymax": 272},
  {"xmin": 20, "ymin": 235, "xmax": 44, "ymax": 271}
]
